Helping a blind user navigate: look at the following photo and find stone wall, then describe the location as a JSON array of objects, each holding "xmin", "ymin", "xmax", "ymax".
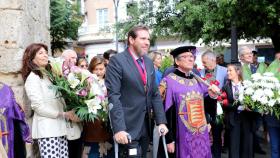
[
  {"xmin": 0, "ymin": 0, "xmax": 50, "ymax": 157},
  {"xmin": 0, "ymin": 0, "xmax": 50, "ymax": 106}
]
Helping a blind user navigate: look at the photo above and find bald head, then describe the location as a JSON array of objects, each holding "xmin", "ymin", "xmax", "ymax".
[
  {"xmin": 238, "ymin": 46, "xmax": 253, "ymax": 64},
  {"xmin": 61, "ymin": 49, "xmax": 77, "ymax": 65}
]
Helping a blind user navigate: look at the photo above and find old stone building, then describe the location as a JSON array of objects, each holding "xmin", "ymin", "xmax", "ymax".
[
  {"xmin": 0, "ymin": 0, "xmax": 50, "ymax": 157},
  {"xmin": 0, "ymin": 0, "xmax": 50, "ymax": 107}
]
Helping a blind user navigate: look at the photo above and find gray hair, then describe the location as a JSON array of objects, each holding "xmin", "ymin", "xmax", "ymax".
[
  {"xmin": 201, "ymin": 50, "xmax": 216, "ymax": 61},
  {"xmin": 148, "ymin": 51, "xmax": 162, "ymax": 61},
  {"xmin": 61, "ymin": 49, "xmax": 77, "ymax": 59},
  {"xmin": 238, "ymin": 46, "xmax": 252, "ymax": 57}
]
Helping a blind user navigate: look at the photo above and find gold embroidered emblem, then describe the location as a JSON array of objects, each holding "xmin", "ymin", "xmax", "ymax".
[
  {"xmin": 169, "ymin": 73, "xmax": 198, "ymax": 86},
  {"xmin": 179, "ymin": 91, "xmax": 207, "ymax": 134}
]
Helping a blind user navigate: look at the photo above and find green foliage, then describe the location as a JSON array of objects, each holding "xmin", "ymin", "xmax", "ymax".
[
  {"xmin": 119, "ymin": 0, "xmax": 280, "ymax": 52},
  {"xmin": 45, "ymin": 67, "xmax": 108, "ymax": 122},
  {"xmin": 243, "ymin": 95, "xmax": 273, "ymax": 115},
  {"xmin": 50, "ymin": 0, "xmax": 82, "ymax": 55},
  {"xmin": 266, "ymin": 59, "xmax": 280, "ymax": 81},
  {"xmin": 116, "ymin": 1, "xmax": 158, "ymax": 45},
  {"xmin": 242, "ymin": 64, "xmax": 252, "ymax": 80},
  {"xmin": 160, "ymin": 56, "xmax": 173, "ymax": 72},
  {"xmin": 256, "ymin": 62, "xmax": 267, "ymax": 74}
]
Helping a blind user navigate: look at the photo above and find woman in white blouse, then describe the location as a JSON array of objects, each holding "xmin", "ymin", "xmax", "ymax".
[{"xmin": 22, "ymin": 43, "xmax": 75, "ymax": 158}]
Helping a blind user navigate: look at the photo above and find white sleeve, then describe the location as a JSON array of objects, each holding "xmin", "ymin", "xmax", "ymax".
[{"xmin": 24, "ymin": 74, "xmax": 59, "ymax": 118}]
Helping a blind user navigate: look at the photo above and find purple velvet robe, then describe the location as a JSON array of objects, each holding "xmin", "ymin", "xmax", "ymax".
[
  {"xmin": 161, "ymin": 73, "xmax": 212, "ymax": 158},
  {"xmin": 0, "ymin": 84, "xmax": 30, "ymax": 158}
]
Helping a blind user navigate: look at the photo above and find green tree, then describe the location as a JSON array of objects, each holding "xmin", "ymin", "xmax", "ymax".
[
  {"xmin": 160, "ymin": 56, "xmax": 173, "ymax": 72},
  {"xmin": 116, "ymin": 1, "xmax": 158, "ymax": 45},
  {"xmin": 50, "ymin": 0, "xmax": 82, "ymax": 55},
  {"xmin": 156, "ymin": 0, "xmax": 280, "ymax": 52},
  {"xmin": 119, "ymin": 0, "xmax": 280, "ymax": 52}
]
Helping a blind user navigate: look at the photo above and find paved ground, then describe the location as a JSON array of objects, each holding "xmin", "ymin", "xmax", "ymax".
[
  {"xmin": 147, "ymin": 135, "xmax": 271, "ymax": 158},
  {"xmin": 221, "ymin": 142, "xmax": 270, "ymax": 158}
]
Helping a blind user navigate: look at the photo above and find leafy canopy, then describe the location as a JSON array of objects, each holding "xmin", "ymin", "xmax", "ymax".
[
  {"xmin": 118, "ymin": 0, "xmax": 280, "ymax": 51},
  {"xmin": 50, "ymin": 0, "xmax": 82, "ymax": 55}
]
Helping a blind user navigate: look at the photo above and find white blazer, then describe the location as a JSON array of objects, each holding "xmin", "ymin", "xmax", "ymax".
[{"xmin": 25, "ymin": 72, "xmax": 67, "ymax": 139}]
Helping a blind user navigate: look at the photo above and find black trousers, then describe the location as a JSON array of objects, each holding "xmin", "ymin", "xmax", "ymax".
[
  {"xmin": 119, "ymin": 122, "xmax": 149, "ymax": 158},
  {"xmin": 253, "ymin": 113, "xmax": 264, "ymax": 152},
  {"xmin": 68, "ymin": 138, "xmax": 83, "ymax": 158},
  {"xmin": 229, "ymin": 112, "xmax": 254, "ymax": 158},
  {"xmin": 211, "ymin": 121, "xmax": 223, "ymax": 158}
]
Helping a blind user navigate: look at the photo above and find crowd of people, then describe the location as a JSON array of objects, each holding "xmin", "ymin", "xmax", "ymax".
[{"xmin": 11, "ymin": 25, "xmax": 280, "ymax": 158}]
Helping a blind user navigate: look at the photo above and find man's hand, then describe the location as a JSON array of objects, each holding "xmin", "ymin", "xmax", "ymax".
[
  {"xmin": 158, "ymin": 124, "xmax": 168, "ymax": 136},
  {"xmin": 208, "ymin": 84, "xmax": 220, "ymax": 94},
  {"xmin": 114, "ymin": 131, "xmax": 130, "ymax": 144},
  {"xmin": 167, "ymin": 142, "xmax": 175, "ymax": 153},
  {"xmin": 207, "ymin": 124, "xmax": 211, "ymax": 132}
]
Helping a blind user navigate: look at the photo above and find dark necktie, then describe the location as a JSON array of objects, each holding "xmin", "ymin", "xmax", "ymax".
[
  {"xmin": 233, "ymin": 85, "xmax": 239, "ymax": 100},
  {"xmin": 136, "ymin": 58, "xmax": 145, "ymax": 73},
  {"xmin": 250, "ymin": 64, "xmax": 257, "ymax": 74}
]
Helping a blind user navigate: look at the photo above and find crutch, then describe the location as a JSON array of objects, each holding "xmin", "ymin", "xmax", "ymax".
[
  {"xmin": 108, "ymin": 103, "xmax": 119, "ymax": 158},
  {"xmin": 160, "ymin": 128, "xmax": 169, "ymax": 158},
  {"xmin": 152, "ymin": 126, "xmax": 160, "ymax": 158},
  {"xmin": 108, "ymin": 103, "xmax": 132, "ymax": 158}
]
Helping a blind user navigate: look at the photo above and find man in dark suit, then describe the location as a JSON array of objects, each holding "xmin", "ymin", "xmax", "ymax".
[{"xmin": 105, "ymin": 25, "xmax": 168, "ymax": 157}]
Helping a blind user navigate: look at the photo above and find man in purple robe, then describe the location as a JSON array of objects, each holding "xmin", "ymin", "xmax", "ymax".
[
  {"xmin": 0, "ymin": 84, "xmax": 31, "ymax": 158},
  {"xmin": 158, "ymin": 46, "xmax": 220, "ymax": 158}
]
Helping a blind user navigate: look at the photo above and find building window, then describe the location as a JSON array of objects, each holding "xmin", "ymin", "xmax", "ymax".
[{"xmin": 96, "ymin": 8, "xmax": 108, "ymax": 28}]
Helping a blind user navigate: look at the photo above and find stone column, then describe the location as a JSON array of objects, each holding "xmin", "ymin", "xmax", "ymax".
[
  {"xmin": 0, "ymin": 0, "xmax": 50, "ymax": 157},
  {"xmin": 0, "ymin": 0, "xmax": 50, "ymax": 106}
]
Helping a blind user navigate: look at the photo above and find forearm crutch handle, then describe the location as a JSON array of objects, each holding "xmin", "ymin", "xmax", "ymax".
[{"xmin": 160, "ymin": 129, "xmax": 169, "ymax": 158}]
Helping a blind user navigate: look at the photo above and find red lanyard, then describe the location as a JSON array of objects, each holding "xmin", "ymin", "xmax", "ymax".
[{"xmin": 128, "ymin": 48, "xmax": 147, "ymax": 85}]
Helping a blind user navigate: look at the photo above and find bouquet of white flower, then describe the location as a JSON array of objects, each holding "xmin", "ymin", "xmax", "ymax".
[
  {"xmin": 46, "ymin": 57, "xmax": 108, "ymax": 122},
  {"xmin": 239, "ymin": 59, "xmax": 280, "ymax": 118}
]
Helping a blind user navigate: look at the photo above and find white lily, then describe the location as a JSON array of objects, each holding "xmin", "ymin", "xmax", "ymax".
[
  {"xmin": 81, "ymin": 69, "xmax": 92, "ymax": 83},
  {"xmin": 268, "ymin": 99, "xmax": 276, "ymax": 107},
  {"xmin": 67, "ymin": 73, "xmax": 80, "ymax": 89},
  {"xmin": 49, "ymin": 57, "xmax": 64, "ymax": 76},
  {"xmin": 85, "ymin": 98, "xmax": 102, "ymax": 114}
]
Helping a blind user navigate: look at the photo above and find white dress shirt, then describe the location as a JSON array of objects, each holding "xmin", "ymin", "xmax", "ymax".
[{"xmin": 231, "ymin": 81, "xmax": 244, "ymax": 111}]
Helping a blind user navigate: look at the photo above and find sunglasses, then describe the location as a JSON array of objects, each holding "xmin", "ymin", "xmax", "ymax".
[{"xmin": 80, "ymin": 65, "xmax": 88, "ymax": 68}]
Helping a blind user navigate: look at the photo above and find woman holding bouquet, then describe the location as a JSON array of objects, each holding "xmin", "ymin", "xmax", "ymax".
[
  {"xmin": 82, "ymin": 56, "xmax": 113, "ymax": 158},
  {"xmin": 222, "ymin": 63, "xmax": 254, "ymax": 158},
  {"xmin": 22, "ymin": 43, "xmax": 76, "ymax": 158}
]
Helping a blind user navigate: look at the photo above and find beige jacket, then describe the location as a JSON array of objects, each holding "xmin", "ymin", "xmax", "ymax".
[{"xmin": 25, "ymin": 72, "xmax": 67, "ymax": 139}]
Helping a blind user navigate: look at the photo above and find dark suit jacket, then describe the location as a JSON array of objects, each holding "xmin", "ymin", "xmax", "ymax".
[
  {"xmin": 222, "ymin": 81, "xmax": 240, "ymax": 127},
  {"xmin": 105, "ymin": 49, "xmax": 167, "ymax": 140},
  {"xmin": 223, "ymin": 81, "xmax": 256, "ymax": 128},
  {"xmin": 265, "ymin": 114, "xmax": 280, "ymax": 127}
]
